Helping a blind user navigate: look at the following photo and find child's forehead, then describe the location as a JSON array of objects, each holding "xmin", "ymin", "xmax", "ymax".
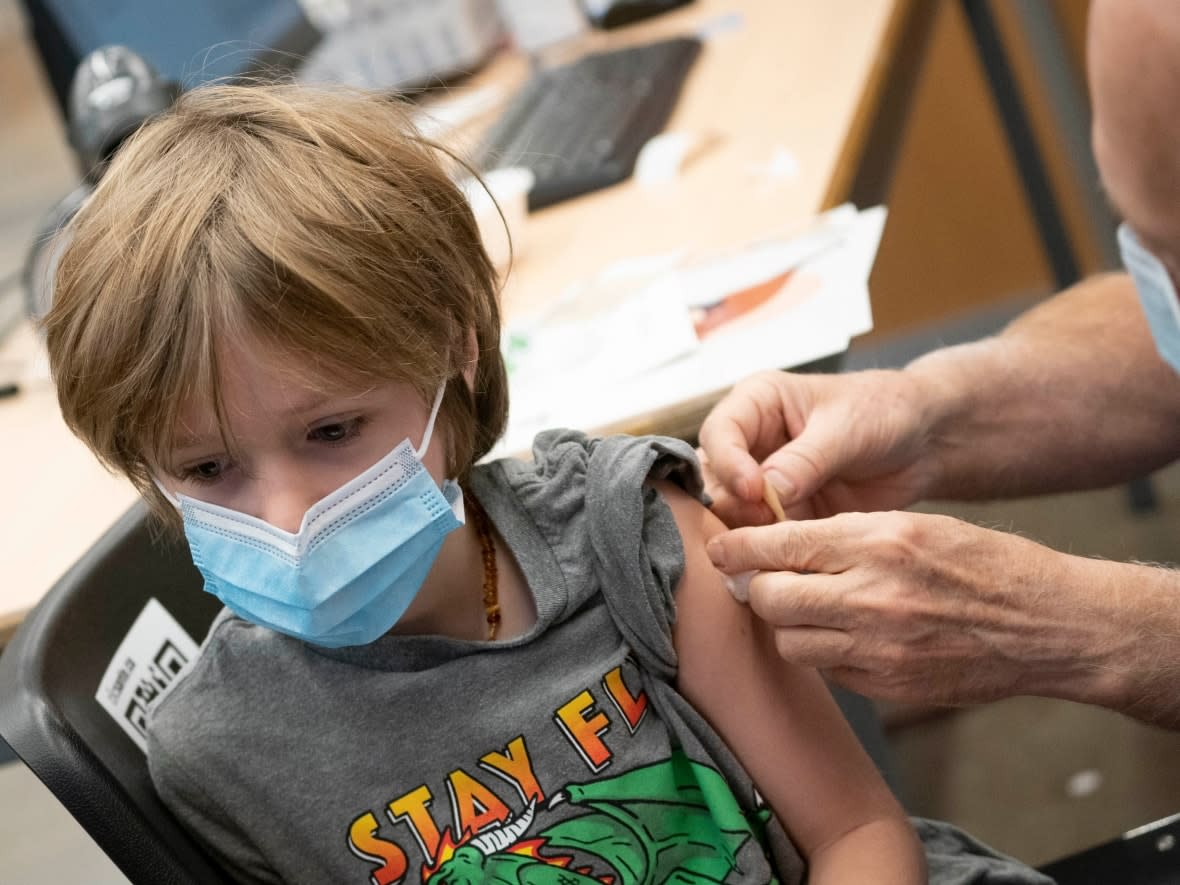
[
  {"xmin": 215, "ymin": 331, "xmax": 386, "ymax": 396},
  {"xmin": 165, "ymin": 337, "xmax": 416, "ymax": 446}
]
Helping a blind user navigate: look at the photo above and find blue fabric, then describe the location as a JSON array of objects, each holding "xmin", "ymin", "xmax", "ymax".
[
  {"xmin": 182, "ymin": 445, "xmax": 461, "ymax": 648},
  {"xmin": 1119, "ymin": 223, "xmax": 1180, "ymax": 375}
]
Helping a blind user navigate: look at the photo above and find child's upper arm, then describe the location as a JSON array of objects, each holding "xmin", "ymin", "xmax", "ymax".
[{"xmin": 652, "ymin": 480, "xmax": 907, "ymax": 857}]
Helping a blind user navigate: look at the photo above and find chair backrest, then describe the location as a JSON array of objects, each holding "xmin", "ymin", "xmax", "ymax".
[{"xmin": 0, "ymin": 503, "xmax": 230, "ymax": 885}]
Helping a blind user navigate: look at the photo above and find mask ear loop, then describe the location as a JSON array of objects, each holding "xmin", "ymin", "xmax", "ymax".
[
  {"xmin": 415, "ymin": 382, "xmax": 467, "ymax": 524},
  {"xmin": 413, "ymin": 382, "xmax": 447, "ymax": 460},
  {"xmin": 153, "ymin": 477, "xmax": 182, "ymax": 509}
]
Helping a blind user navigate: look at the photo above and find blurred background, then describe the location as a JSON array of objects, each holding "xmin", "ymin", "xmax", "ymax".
[{"xmin": 2, "ymin": 0, "xmax": 1179, "ymax": 881}]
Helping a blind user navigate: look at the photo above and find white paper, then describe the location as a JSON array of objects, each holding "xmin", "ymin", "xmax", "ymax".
[
  {"xmin": 413, "ymin": 86, "xmax": 505, "ymax": 141},
  {"xmin": 491, "ymin": 204, "xmax": 887, "ymax": 458},
  {"xmin": 95, "ymin": 599, "xmax": 200, "ymax": 753},
  {"xmin": 495, "ymin": 0, "xmax": 586, "ymax": 53}
]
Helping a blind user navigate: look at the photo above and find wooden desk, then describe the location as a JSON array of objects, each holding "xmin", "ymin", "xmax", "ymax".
[
  {"xmin": 0, "ymin": 324, "xmax": 139, "ymax": 644},
  {"xmin": 476, "ymin": 0, "xmax": 909, "ymax": 318},
  {"xmin": 0, "ymin": 0, "xmax": 907, "ymax": 643}
]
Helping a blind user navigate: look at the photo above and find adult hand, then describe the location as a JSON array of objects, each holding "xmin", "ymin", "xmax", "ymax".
[
  {"xmin": 697, "ymin": 369, "xmax": 942, "ymax": 528},
  {"xmin": 705, "ymin": 510, "xmax": 1130, "ymax": 708}
]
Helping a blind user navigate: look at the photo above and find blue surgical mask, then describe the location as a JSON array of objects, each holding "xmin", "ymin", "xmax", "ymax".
[
  {"xmin": 1118, "ymin": 223, "xmax": 1180, "ymax": 374},
  {"xmin": 165, "ymin": 384, "xmax": 464, "ymax": 647}
]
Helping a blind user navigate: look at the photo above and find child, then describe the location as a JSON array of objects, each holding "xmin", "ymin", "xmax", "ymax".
[{"xmin": 43, "ymin": 83, "xmax": 926, "ymax": 884}]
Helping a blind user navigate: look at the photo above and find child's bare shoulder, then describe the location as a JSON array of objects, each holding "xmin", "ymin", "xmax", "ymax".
[
  {"xmin": 647, "ymin": 479, "xmax": 739, "ymax": 619},
  {"xmin": 649, "ymin": 478, "xmax": 827, "ymax": 704}
]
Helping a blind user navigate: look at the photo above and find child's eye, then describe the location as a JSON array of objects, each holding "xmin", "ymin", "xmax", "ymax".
[
  {"xmin": 308, "ymin": 416, "xmax": 365, "ymax": 445},
  {"xmin": 180, "ymin": 458, "xmax": 229, "ymax": 485}
]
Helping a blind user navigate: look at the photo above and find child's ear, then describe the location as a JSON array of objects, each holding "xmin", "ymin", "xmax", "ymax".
[{"xmin": 462, "ymin": 327, "xmax": 478, "ymax": 393}]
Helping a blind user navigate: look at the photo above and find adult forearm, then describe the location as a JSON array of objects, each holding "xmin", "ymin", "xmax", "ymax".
[
  {"xmin": 907, "ymin": 272, "xmax": 1180, "ymax": 500},
  {"xmin": 1040, "ymin": 553, "xmax": 1180, "ymax": 730}
]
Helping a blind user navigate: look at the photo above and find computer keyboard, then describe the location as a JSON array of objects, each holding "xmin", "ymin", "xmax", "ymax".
[{"xmin": 475, "ymin": 36, "xmax": 703, "ymax": 210}]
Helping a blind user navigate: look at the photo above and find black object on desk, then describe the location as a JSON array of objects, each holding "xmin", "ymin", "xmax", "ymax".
[
  {"xmin": 475, "ymin": 36, "xmax": 702, "ymax": 211},
  {"xmin": 21, "ymin": 0, "xmax": 318, "ymax": 118},
  {"xmin": 581, "ymin": 0, "xmax": 696, "ymax": 30},
  {"xmin": 1037, "ymin": 812, "xmax": 1180, "ymax": 884}
]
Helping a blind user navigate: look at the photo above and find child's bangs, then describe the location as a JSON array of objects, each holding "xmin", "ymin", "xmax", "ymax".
[
  {"xmin": 141, "ymin": 270, "xmax": 234, "ymax": 478},
  {"xmin": 224, "ymin": 211, "xmax": 446, "ymax": 404},
  {"xmin": 227, "ymin": 255, "xmax": 429, "ymax": 402}
]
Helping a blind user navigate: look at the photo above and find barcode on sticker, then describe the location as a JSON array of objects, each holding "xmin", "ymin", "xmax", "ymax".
[{"xmin": 95, "ymin": 599, "xmax": 199, "ymax": 753}]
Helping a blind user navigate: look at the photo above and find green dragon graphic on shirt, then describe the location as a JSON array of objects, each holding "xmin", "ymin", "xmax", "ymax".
[{"xmin": 423, "ymin": 749, "xmax": 779, "ymax": 885}]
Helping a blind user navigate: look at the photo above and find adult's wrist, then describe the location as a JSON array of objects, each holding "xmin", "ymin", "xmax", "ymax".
[
  {"xmin": 898, "ymin": 343, "xmax": 985, "ymax": 501},
  {"xmin": 1030, "ymin": 554, "xmax": 1180, "ymax": 728}
]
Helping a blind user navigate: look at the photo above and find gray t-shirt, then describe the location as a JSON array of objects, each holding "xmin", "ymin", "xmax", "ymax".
[
  {"xmin": 148, "ymin": 430, "xmax": 1053, "ymax": 885},
  {"xmin": 149, "ymin": 431, "xmax": 802, "ymax": 884}
]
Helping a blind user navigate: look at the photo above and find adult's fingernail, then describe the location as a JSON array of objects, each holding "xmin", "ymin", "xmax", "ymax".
[
  {"xmin": 765, "ymin": 469, "xmax": 795, "ymax": 503},
  {"xmin": 724, "ymin": 570, "xmax": 756, "ymax": 602},
  {"xmin": 706, "ymin": 538, "xmax": 725, "ymax": 569},
  {"xmin": 734, "ymin": 475, "xmax": 752, "ymax": 501}
]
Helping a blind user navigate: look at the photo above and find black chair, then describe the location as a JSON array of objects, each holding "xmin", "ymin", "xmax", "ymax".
[{"xmin": 0, "ymin": 503, "xmax": 230, "ymax": 885}]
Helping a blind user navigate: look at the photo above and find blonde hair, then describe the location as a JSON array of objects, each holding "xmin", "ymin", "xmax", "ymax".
[{"xmin": 44, "ymin": 83, "xmax": 508, "ymax": 530}]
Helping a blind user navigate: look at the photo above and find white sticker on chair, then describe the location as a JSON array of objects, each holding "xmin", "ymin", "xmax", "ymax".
[{"xmin": 95, "ymin": 599, "xmax": 199, "ymax": 753}]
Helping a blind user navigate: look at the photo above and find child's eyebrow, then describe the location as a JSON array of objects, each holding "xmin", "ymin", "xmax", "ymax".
[
  {"xmin": 279, "ymin": 392, "xmax": 340, "ymax": 419},
  {"xmin": 170, "ymin": 425, "xmax": 231, "ymax": 454},
  {"xmin": 170, "ymin": 393, "xmax": 357, "ymax": 451}
]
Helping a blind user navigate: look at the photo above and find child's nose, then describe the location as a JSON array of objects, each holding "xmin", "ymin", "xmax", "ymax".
[
  {"xmin": 256, "ymin": 466, "xmax": 321, "ymax": 533},
  {"xmin": 260, "ymin": 492, "xmax": 312, "ymax": 534}
]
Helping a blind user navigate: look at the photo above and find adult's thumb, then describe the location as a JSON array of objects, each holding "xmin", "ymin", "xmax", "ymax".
[{"xmin": 759, "ymin": 416, "xmax": 852, "ymax": 508}]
